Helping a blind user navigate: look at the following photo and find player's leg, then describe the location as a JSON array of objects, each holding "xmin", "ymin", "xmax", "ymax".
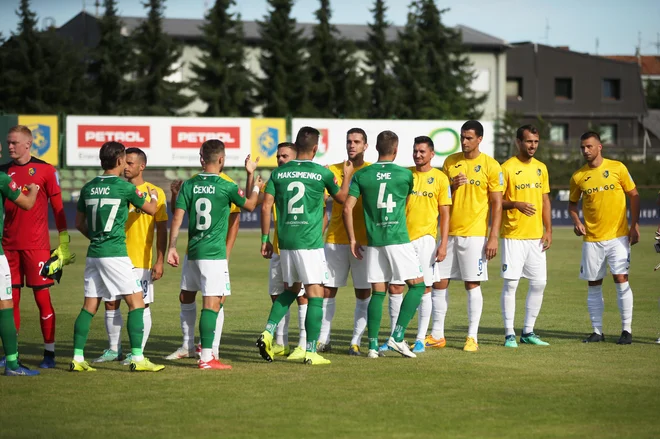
[
  {"xmin": 206, "ymin": 261, "xmax": 231, "ymax": 365},
  {"xmin": 319, "ymin": 243, "xmax": 350, "ymax": 352},
  {"xmin": 457, "ymin": 237, "xmax": 488, "ymax": 352},
  {"xmin": 166, "ymin": 255, "xmax": 198, "ymax": 359},
  {"xmin": 212, "ymin": 296, "xmax": 227, "ymax": 359},
  {"xmin": 94, "ymin": 299, "xmax": 123, "ymax": 362},
  {"xmin": 409, "ymin": 236, "xmax": 436, "ymax": 353},
  {"xmin": 519, "ymin": 240, "xmax": 549, "ymax": 346},
  {"xmin": 365, "ymin": 246, "xmax": 389, "ymax": 358},
  {"xmin": 0, "ymin": 250, "xmax": 22, "ymax": 367},
  {"xmin": 349, "ymin": 248, "xmax": 371, "ymax": 355},
  {"xmin": 122, "ymin": 268, "xmax": 154, "ymax": 365},
  {"xmin": 428, "ymin": 236, "xmax": 458, "ymax": 348},
  {"xmin": 581, "ymin": 241, "xmax": 607, "ymax": 342},
  {"xmin": 287, "ymin": 292, "xmax": 308, "ymax": 360},
  {"xmin": 268, "ymin": 254, "xmax": 290, "ymax": 356},
  {"xmin": 501, "ymin": 238, "xmax": 523, "ymax": 348},
  {"xmin": 608, "ymin": 237, "xmax": 633, "ymax": 344},
  {"xmin": 70, "ymin": 258, "xmax": 103, "ymax": 372}
]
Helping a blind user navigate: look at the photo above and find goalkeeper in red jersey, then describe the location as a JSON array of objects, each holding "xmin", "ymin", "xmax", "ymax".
[{"xmin": 0, "ymin": 125, "xmax": 75, "ymax": 369}]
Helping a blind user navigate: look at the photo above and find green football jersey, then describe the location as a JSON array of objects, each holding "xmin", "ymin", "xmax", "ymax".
[
  {"xmin": 0, "ymin": 173, "xmax": 22, "ymax": 256},
  {"xmin": 77, "ymin": 175, "xmax": 147, "ymax": 258},
  {"xmin": 348, "ymin": 161, "xmax": 413, "ymax": 247},
  {"xmin": 266, "ymin": 160, "xmax": 340, "ymax": 250},
  {"xmin": 176, "ymin": 173, "xmax": 246, "ymax": 260}
]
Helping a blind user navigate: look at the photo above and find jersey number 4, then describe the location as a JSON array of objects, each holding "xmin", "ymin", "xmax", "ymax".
[
  {"xmin": 85, "ymin": 198, "xmax": 120, "ymax": 232},
  {"xmin": 377, "ymin": 183, "xmax": 396, "ymax": 213}
]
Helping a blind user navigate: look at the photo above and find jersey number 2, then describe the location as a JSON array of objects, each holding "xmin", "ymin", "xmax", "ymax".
[
  {"xmin": 86, "ymin": 198, "xmax": 120, "ymax": 232},
  {"xmin": 287, "ymin": 182, "xmax": 305, "ymax": 214},
  {"xmin": 377, "ymin": 183, "xmax": 396, "ymax": 213}
]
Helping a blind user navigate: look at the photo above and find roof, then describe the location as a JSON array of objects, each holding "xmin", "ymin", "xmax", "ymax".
[
  {"xmin": 643, "ymin": 109, "xmax": 660, "ymax": 139},
  {"xmin": 604, "ymin": 56, "xmax": 660, "ymax": 76}
]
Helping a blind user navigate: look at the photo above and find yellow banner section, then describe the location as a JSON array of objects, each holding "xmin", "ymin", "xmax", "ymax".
[
  {"xmin": 17, "ymin": 115, "xmax": 59, "ymax": 166},
  {"xmin": 251, "ymin": 118, "xmax": 286, "ymax": 168}
]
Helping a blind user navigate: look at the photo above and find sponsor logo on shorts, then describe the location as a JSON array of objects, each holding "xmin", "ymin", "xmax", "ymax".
[
  {"xmin": 477, "ymin": 258, "xmax": 483, "ymax": 276},
  {"xmin": 502, "ymin": 264, "xmax": 507, "ymax": 272},
  {"xmin": 580, "ymin": 266, "xmax": 584, "ymax": 273}
]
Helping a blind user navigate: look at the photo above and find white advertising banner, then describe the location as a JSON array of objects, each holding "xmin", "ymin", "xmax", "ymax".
[
  {"xmin": 291, "ymin": 119, "xmax": 495, "ymax": 167},
  {"xmin": 66, "ymin": 116, "xmax": 253, "ymax": 167}
]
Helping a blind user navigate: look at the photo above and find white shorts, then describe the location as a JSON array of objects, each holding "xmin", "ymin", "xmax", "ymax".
[
  {"xmin": 280, "ymin": 248, "xmax": 329, "ymax": 286},
  {"xmin": 391, "ymin": 235, "xmax": 436, "ymax": 286},
  {"xmin": 580, "ymin": 236, "xmax": 630, "ymax": 281},
  {"xmin": 366, "ymin": 243, "xmax": 423, "ymax": 284},
  {"xmin": 107, "ymin": 268, "xmax": 155, "ymax": 303},
  {"xmin": 500, "ymin": 239, "xmax": 547, "ymax": 281},
  {"xmin": 434, "ymin": 236, "xmax": 488, "ymax": 282},
  {"xmin": 84, "ymin": 257, "xmax": 142, "ymax": 300},
  {"xmin": 180, "ymin": 256, "xmax": 231, "ymax": 297},
  {"xmin": 268, "ymin": 254, "xmax": 305, "ymax": 297},
  {"xmin": 0, "ymin": 255, "xmax": 11, "ymax": 301},
  {"xmin": 324, "ymin": 243, "xmax": 370, "ymax": 289}
]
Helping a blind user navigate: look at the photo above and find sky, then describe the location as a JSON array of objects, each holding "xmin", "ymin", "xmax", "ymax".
[{"xmin": 1, "ymin": 0, "xmax": 659, "ymax": 55}]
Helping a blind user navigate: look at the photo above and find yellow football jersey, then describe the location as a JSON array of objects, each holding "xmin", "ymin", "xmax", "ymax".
[
  {"xmin": 406, "ymin": 168, "xmax": 452, "ymax": 241},
  {"xmin": 500, "ymin": 157, "xmax": 550, "ymax": 240},
  {"xmin": 126, "ymin": 182, "xmax": 168, "ymax": 269},
  {"xmin": 325, "ymin": 161, "xmax": 371, "ymax": 245},
  {"xmin": 569, "ymin": 158, "xmax": 635, "ymax": 242},
  {"xmin": 261, "ymin": 185, "xmax": 280, "ymax": 254},
  {"xmin": 442, "ymin": 152, "xmax": 503, "ymax": 237}
]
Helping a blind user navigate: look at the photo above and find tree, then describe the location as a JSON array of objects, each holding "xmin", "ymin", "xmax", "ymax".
[
  {"xmin": 257, "ymin": 0, "xmax": 311, "ymax": 117},
  {"xmin": 190, "ymin": 0, "xmax": 255, "ymax": 117},
  {"xmin": 645, "ymin": 79, "xmax": 660, "ymax": 109},
  {"xmin": 365, "ymin": 0, "xmax": 396, "ymax": 119},
  {"xmin": 129, "ymin": 0, "xmax": 191, "ymax": 115},
  {"xmin": 88, "ymin": 0, "xmax": 133, "ymax": 115},
  {"xmin": 391, "ymin": 5, "xmax": 426, "ymax": 119}
]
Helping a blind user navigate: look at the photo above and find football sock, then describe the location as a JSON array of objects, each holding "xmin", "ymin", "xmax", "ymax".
[
  {"xmin": 11, "ymin": 288, "xmax": 21, "ymax": 333},
  {"xmin": 388, "ymin": 293, "xmax": 403, "ymax": 335},
  {"xmin": 501, "ymin": 279, "xmax": 519, "ymax": 336},
  {"xmin": 523, "ymin": 280, "xmax": 546, "ymax": 334},
  {"xmin": 199, "ymin": 308, "xmax": 218, "ymax": 362},
  {"xmin": 212, "ymin": 306, "xmax": 225, "ymax": 358},
  {"xmin": 142, "ymin": 307, "xmax": 152, "ymax": 350},
  {"xmin": 180, "ymin": 302, "xmax": 196, "ymax": 350},
  {"xmin": 304, "ymin": 297, "xmax": 323, "ymax": 353},
  {"xmin": 34, "ymin": 288, "xmax": 55, "ymax": 349},
  {"xmin": 0, "ymin": 308, "xmax": 19, "ymax": 370},
  {"xmin": 416, "ymin": 292, "xmax": 432, "ymax": 342},
  {"xmin": 319, "ymin": 297, "xmax": 336, "ymax": 345},
  {"xmin": 73, "ymin": 308, "xmax": 94, "ymax": 362},
  {"xmin": 105, "ymin": 308, "xmax": 123, "ymax": 352},
  {"xmin": 393, "ymin": 283, "xmax": 425, "ymax": 342},
  {"xmin": 367, "ymin": 291, "xmax": 386, "ymax": 350},
  {"xmin": 351, "ymin": 297, "xmax": 370, "ymax": 346},
  {"xmin": 127, "ymin": 308, "xmax": 145, "ymax": 361},
  {"xmin": 265, "ymin": 290, "xmax": 297, "ymax": 335},
  {"xmin": 467, "ymin": 286, "xmax": 483, "ymax": 342},
  {"xmin": 615, "ymin": 281, "xmax": 633, "ymax": 333},
  {"xmin": 297, "ymin": 303, "xmax": 307, "ymax": 348},
  {"xmin": 276, "ymin": 308, "xmax": 290, "ymax": 346},
  {"xmin": 431, "ymin": 288, "xmax": 449, "ymax": 339},
  {"xmin": 587, "ymin": 284, "xmax": 604, "ymax": 334}
]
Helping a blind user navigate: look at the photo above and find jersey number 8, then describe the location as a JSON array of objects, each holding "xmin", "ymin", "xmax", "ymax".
[{"xmin": 195, "ymin": 198, "xmax": 212, "ymax": 231}]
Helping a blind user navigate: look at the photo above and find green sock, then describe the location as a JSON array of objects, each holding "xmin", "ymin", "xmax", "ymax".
[
  {"xmin": 73, "ymin": 308, "xmax": 95, "ymax": 358},
  {"xmin": 127, "ymin": 308, "xmax": 145, "ymax": 357},
  {"xmin": 393, "ymin": 283, "xmax": 426, "ymax": 342},
  {"xmin": 304, "ymin": 297, "xmax": 323, "ymax": 353},
  {"xmin": 200, "ymin": 308, "xmax": 219, "ymax": 349},
  {"xmin": 265, "ymin": 290, "xmax": 297, "ymax": 335},
  {"xmin": 367, "ymin": 292, "xmax": 386, "ymax": 350},
  {"xmin": 0, "ymin": 308, "xmax": 19, "ymax": 370}
]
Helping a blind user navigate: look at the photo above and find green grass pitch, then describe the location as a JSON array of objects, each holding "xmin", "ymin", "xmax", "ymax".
[{"xmin": 1, "ymin": 228, "xmax": 659, "ymax": 439}]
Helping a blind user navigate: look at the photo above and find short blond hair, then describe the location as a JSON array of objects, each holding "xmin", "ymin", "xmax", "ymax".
[{"xmin": 8, "ymin": 125, "xmax": 33, "ymax": 140}]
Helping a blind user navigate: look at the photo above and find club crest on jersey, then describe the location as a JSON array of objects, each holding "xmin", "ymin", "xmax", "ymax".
[
  {"xmin": 603, "ymin": 170, "xmax": 609, "ymax": 178},
  {"xmin": 28, "ymin": 167, "xmax": 36, "ymax": 176},
  {"xmin": 474, "ymin": 165, "xmax": 481, "ymax": 172},
  {"xmin": 537, "ymin": 168, "xmax": 542, "ymax": 176},
  {"xmin": 427, "ymin": 177, "xmax": 434, "ymax": 184}
]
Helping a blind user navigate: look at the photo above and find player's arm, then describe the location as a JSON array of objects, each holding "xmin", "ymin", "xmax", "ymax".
[
  {"xmin": 75, "ymin": 211, "xmax": 89, "ymax": 240},
  {"xmin": 342, "ymin": 194, "xmax": 363, "ymax": 260},
  {"xmin": 486, "ymin": 191, "xmax": 502, "ymax": 260},
  {"xmin": 329, "ymin": 160, "xmax": 354, "ymax": 204},
  {"xmin": 226, "ymin": 213, "xmax": 240, "ymax": 260},
  {"xmin": 167, "ymin": 208, "xmax": 184, "ymax": 267},
  {"xmin": 240, "ymin": 176, "xmax": 264, "ymax": 212},
  {"xmin": 541, "ymin": 193, "xmax": 552, "ymax": 251},
  {"xmin": 260, "ymin": 192, "xmax": 274, "ymax": 258},
  {"xmin": 568, "ymin": 175, "xmax": 585, "ymax": 236},
  {"xmin": 244, "ymin": 154, "xmax": 259, "ymax": 197},
  {"xmin": 170, "ymin": 180, "xmax": 183, "ymax": 214},
  {"xmin": 151, "ymin": 219, "xmax": 168, "ymax": 281},
  {"xmin": 627, "ymin": 187, "xmax": 640, "ymax": 245},
  {"xmin": 11, "ymin": 184, "xmax": 39, "ymax": 210}
]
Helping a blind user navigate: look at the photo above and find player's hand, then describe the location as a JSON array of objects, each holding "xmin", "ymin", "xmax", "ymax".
[
  {"xmin": 350, "ymin": 240, "xmax": 363, "ymax": 260},
  {"xmin": 147, "ymin": 186, "xmax": 158, "ymax": 201},
  {"xmin": 255, "ymin": 175, "xmax": 265, "ymax": 190},
  {"xmin": 343, "ymin": 159, "xmax": 354, "ymax": 179},
  {"xmin": 167, "ymin": 248, "xmax": 180, "ymax": 267},
  {"xmin": 52, "ymin": 231, "xmax": 76, "ymax": 266},
  {"xmin": 451, "ymin": 173, "xmax": 467, "ymax": 192},
  {"xmin": 25, "ymin": 183, "xmax": 40, "ymax": 193},
  {"xmin": 541, "ymin": 230, "xmax": 552, "ymax": 252},
  {"xmin": 435, "ymin": 244, "xmax": 447, "ymax": 263},
  {"xmin": 170, "ymin": 180, "xmax": 183, "ymax": 197},
  {"xmin": 573, "ymin": 222, "xmax": 586, "ymax": 237},
  {"xmin": 245, "ymin": 154, "xmax": 260, "ymax": 174},
  {"xmin": 261, "ymin": 241, "xmax": 273, "ymax": 259},
  {"xmin": 485, "ymin": 236, "xmax": 498, "ymax": 260},
  {"xmin": 151, "ymin": 261, "xmax": 164, "ymax": 281},
  {"xmin": 515, "ymin": 201, "xmax": 536, "ymax": 216},
  {"xmin": 628, "ymin": 224, "xmax": 640, "ymax": 246}
]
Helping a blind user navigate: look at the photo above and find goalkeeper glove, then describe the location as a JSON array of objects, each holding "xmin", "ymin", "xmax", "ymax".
[
  {"xmin": 52, "ymin": 231, "xmax": 76, "ymax": 266},
  {"xmin": 40, "ymin": 253, "xmax": 64, "ymax": 284}
]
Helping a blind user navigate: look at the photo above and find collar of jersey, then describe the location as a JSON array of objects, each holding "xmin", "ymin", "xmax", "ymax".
[
  {"xmin": 97, "ymin": 175, "xmax": 118, "ymax": 179},
  {"xmin": 291, "ymin": 159, "xmax": 312, "ymax": 163},
  {"xmin": 374, "ymin": 161, "xmax": 395, "ymax": 164},
  {"xmin": 198, "ymin": 173, "xmax": 217, "ymax": 176}
]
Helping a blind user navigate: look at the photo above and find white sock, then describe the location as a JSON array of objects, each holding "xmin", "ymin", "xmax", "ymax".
[
  {"xmin": 523, "ymin": 281, "xmax": 546, "ymax": 334},
  {"xmin": 132, "ymin": 354, "xmax": 144, "ymax": 362},
  {"xmin": 351, "ymin": 297, "xmax": 370, "ymax": 346},
  {"xmin": 105, "ymin": 309, "xmax": 123, "ymax": 352},
  {"xmin": 416, "ymin": 292, "xmax": 432, "ymax": 341},
  {"xmin": 44, "ymin": 342, "xmax": 55, "ymax": 352},
  {"xmin": 212, "ymin": 307, "xmax": 225, "ymax": 358},
  {"xmin": 501, "ymin": 279, "xmax": 519, "ymax": 336},
  {"xmin": 319, "ymin": 298, "xmax": 336, "ymax": 344},
  {"xmin": 298, "ymin": 304, "xmax": 308, "ymax": 348},
  {"xmin": 142, "ymin": 307, "xmax": 152, "ymax": 350},
  {"xmin": 275, "ymin": 308, "xmax": 290, "ymax": 346},
  {"xmin": 615, "ymin": 281, "xmax": 633, "ymax": 333},
  {"xmin": 180, "ymin": 302, "xmax": 196, "ymax": 350},
  {"xmin": 388, "ymin": 294, "xmax": 403, "ymax": 335},
  {"xmin": 587, "ymin": 285, "xmax": 604, "ymax": 334},
  {"xmin": 73, "ymin": 354, "xmax": 84, "ymax": 362},
  {"xmin": 200, "ymin": 348, "xmax": 213, "ymax": 362},
  {"xmin": 431, "ymin": 288, "xmax": 448, "ymax": 339},
  {"xmin": 467, "ymin": 286, "xmax": 483, "ymax": 341}
]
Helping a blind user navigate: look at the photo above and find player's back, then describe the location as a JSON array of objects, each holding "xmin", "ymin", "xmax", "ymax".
[{"xmin": 351, "ymin": 162, "xmax": 413, "ymax": 247}]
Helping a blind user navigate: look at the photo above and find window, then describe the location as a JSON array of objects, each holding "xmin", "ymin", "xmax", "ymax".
[
  {"xmin": 506, "ymin": 77, "xmax": 523, "ymax": 100},
  {"xmin": 555, "ymin": 78, "xmax": 573, "ymax": 100},
  {"xmin": 549, "ymin": 123, "xmax": 568, "ymax": 143},
  {"xmin": 600, "ymin": 124, "xmax": 618, "ymax": 144},
  {"xmin": 602, "ymin": 79, "xmax": 621, "ymax": 100}
]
